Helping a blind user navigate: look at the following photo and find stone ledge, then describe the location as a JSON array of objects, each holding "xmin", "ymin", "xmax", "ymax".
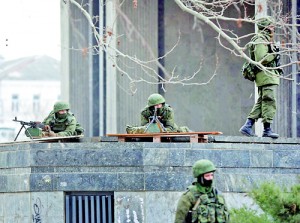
[{"xmin": 0, "ymin": 140, "xmax": 299, "ymax": 193}]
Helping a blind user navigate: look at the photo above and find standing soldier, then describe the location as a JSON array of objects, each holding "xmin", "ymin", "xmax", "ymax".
[
  {"xmin": 174, "ymin": 159, "xmax": 229, "ymax": 223},
  {"xmin": 240, "ymin": 16, "xmax": 281, "ymax": 138},
  {"xmin": 42, "ymin": 101, "xmax": 84, "ymax": 137}
]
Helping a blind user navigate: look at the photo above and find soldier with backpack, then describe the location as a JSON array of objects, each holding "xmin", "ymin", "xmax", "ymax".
[
  {"xmin": 174, "ymin": 159, "xmax": 229, "ymax": 223},
  {"xmin": 240, "ymin": 16, "xmax": 281, "ymax": 138},
  {"xmin": 42, "ymin": 101, "xmax": 84, "ymax": 137}
]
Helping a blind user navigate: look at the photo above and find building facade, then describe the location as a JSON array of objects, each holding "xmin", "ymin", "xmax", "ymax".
[
  {"xmin": 61, "ymin": 0, "xmax": 300, "ymax": 138},
  {"xmin": 0, "ymin": 56, "xmax": 61, "ymax": 142}
]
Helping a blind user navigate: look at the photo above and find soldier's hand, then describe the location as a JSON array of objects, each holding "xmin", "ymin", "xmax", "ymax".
[
  {"xmin": 42, "ymin": 131, "xmax": 49, "ymax": 137},
  {"xmin": 43, "ymin": 125, "xmax": 51, "ymax": 132},
  {"xmin": 48, "ymin": 131, "xmax": 57, "ymax": 137}
]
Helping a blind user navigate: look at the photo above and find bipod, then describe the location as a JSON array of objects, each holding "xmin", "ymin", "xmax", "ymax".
[
  {"xmin": 144, "ymin": 107, "xmax": 166, "ymax": 133},
  {"xmin": 14, "ymin": 123, "xmax": 34, "ymax": 141}
]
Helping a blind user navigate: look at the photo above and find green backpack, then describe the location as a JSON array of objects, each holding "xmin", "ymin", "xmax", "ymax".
[
  {"xmin": 241, "ymin": 61, "xmax": 258, "ymax": 81},
  {"xmin": 241, "ymin": 36, "xmax": 261, "ymax": 81}
]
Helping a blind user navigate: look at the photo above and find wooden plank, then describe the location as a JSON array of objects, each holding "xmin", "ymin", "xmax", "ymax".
[
  {"xmin": 190, "ymin": 134, "xmax": 198, "ymax": 143},
  {"xmin": 153, "ymin": 136, "xmax": 161, "ymax": 143},
  {"xmin": 107, "ymin": 131, "xmax": 222, "ymax": 137},
  {"xmin": 107, "ymin": 132, "xmax": 221, "ymax": 143}
]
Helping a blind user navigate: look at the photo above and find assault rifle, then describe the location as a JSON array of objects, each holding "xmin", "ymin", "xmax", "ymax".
[
  {"xmin": 12, "ymin": 117, "xmax": 45, "ymax": 141},
  {"xmin": 144, "ymin": 107, "xmax": 166, "ymax": 133},
  {"xmin": 185, "ymin": 197, "xmax": 201, "ymax": 223}
]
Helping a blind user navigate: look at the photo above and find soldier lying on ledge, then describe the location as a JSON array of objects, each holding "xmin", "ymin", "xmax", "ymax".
[
  {"xmin": 41, "ymin": 101, "xmax": 84, "ymax": 137},
  {"xmin": 126, "ymin": 93, "xmax": 190, "ymax": 134}
]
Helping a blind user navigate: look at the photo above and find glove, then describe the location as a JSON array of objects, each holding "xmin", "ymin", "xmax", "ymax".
[
  {"xmin": 48, "ymin": 131, "xmax": 57, "ymax": 137},
  {"xmin": 43, "ymin": 125, "xmax": 51, "ymax": 132},
  {"xmin": 42, "ymin": 131, "xmax": 49, "ymax": 137}
]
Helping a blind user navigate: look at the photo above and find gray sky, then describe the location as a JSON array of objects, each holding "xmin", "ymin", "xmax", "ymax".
[{"xmin": 0, "ymin": 0, "xmax": 60, "ymax": 60}]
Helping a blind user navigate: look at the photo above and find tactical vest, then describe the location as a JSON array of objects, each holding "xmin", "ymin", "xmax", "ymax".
[
  {"xmin": 48, "ymin": 113, "xmax": 84, "ymax": 135},
  {"xmin": 49, "ymin": 115, "xmax": 73, "ymax": 133},
  {"xmin": 241, "ymin": 34, "xmax": 280, "ymax": 82},
  {"xmin": 188, "ymin": 185, "xmax": 229, "ymax": 223}
]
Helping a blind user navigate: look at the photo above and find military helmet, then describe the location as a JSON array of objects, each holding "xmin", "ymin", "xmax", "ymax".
[
  {"xmin": 192, "ymin": 159, "xmax": 216, "ymax": 178},
  {"xmin": 53, "ymin": 102, "xmax": 70, "ymax": 113},
  {"xmin": 147, "ymin": 93, "xmax": 165, "ymax": 107},
  {"xmin": 257, "ymin": 16, "xmax": 274, "ymax": 30}
]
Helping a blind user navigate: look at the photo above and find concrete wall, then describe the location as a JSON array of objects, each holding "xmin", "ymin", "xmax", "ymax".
[
  {"xmin": 0, "ymin": 192, "xmax": 64, "ymax": 223},
  {"xmin": 0, "ymin": 138, "xmax": 299, "ymax": 222}
]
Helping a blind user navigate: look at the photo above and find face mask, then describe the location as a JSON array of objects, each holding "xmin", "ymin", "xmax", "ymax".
[
  {"xmin": 198, "ymin": 175, "xmax": 213, "ymax": 187},
  {"xmin": 56, "ymin": 113, "xmax": 67, "ymax": 119}
]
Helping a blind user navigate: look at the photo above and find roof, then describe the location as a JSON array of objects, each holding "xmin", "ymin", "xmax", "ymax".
[{"xmin": 0, "ymin": 55, "xmax": 60, "ymax": 81}]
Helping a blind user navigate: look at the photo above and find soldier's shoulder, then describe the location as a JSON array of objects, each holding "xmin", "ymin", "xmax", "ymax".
[
  {"xmin": 253, "ymin": 34, "xmax": 269, "ymax": 44},
  {"xmin": 183, "ymin": 185, "xmax": 197, "ymax": 195},
  {"xmin": 141, "ymin": 106, "xmax": 150, "ymax": 115},
  {"xmin": 163, "ymin": 104, "xmax": 174, "ymax": 112},
  {"xmin": 67, "ymin": 112, "xmax": 76, "ymax": 122}
]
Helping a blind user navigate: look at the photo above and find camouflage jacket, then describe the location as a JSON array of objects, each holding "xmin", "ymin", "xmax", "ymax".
[
  {"xmin": 140, "ymin": 104, "xmax": 179, "ymax": 132},
  {"xmin": 175, "ymin": 183, "xmax": 229, "ymax": 223},
  {"xmin": 42, "ymin": 111, "xmax": 77, "ymax": 137},
  {"xmin": 252, "ymin": 32, "xmax": 280, "ymax": 87}
]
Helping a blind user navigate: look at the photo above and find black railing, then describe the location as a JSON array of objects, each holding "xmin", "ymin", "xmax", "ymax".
[{"xmin": 65, "ymin": 192, "xmax": 114, "ymax": 223}]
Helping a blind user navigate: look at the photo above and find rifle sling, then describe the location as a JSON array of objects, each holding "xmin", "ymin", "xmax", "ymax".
[{"xmin": 192, "ymin": 197, "xmax": 201, "ymax": 211}]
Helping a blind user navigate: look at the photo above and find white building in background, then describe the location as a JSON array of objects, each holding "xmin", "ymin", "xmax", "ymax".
[{"xmin": 0, "ymin": 55, "xmax": 61, "ymax": 142}]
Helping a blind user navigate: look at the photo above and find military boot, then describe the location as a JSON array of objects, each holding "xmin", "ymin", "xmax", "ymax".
[
  {"xmin": 262, "ymin": 123, "xmax": 279, "ymax": 138},
  {"xmin": 239, "ymin": 118, "xmax": 257, "ymax": 137}
]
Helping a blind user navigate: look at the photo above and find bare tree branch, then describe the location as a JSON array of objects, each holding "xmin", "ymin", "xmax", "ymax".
[{"xmin": 67, "ymin": 0, "xmax": 299, "ymax": 89}]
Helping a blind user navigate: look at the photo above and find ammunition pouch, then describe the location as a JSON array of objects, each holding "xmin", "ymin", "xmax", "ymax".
[
  {"xmin": 25, "ymin": 127, "xmax": 42, "ymax": 138},
  {"xmin": 241, "ymin": 62, "xmax": 259, "ymax": 82}
]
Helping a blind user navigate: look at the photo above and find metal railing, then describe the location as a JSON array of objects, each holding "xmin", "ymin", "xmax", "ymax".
[{"xmin": 65, "ymin": 192, "xmax": 114, "ymax": 223}]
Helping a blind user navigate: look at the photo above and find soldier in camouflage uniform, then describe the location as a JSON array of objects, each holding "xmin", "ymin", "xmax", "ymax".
[
  {"xmin": 240, "ymin": 16, "xmax": 280, "ymax": 138},
  {"xmin": 174, "ymin": 159, "xmax": 229, "ymax": 223},
  {"xmin": 126, "ymin": 93, "xmax": 189, "ymax": 133},
  {"xmin": 42, "ymin": 102, "xmax": 84, "ymax": 137}
]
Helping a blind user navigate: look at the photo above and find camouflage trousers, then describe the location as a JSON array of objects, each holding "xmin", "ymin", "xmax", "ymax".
[
  {"xmin": 126, "ymin": 125, "xmax": 190, "ymax": 134},
  {"xmin": 248, "ymin": 85, "xmax": 277, "ymax": 123}
]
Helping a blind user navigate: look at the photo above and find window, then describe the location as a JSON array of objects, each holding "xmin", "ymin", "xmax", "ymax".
[
  {"xmin": 11, "ymin": 94, "xmax": 19, "ymax": 113},
  {"xmin": 33, "ymin": 95, "xmax": 40, "ymax": 112},
  {"xmin": 0, "ymin": 99, "xmax": 3, "ymax": 114}
]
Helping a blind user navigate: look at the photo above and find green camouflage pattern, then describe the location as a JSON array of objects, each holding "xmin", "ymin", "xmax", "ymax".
[
  {"xmin": 175, "ymin": 184, "xmax": 229, "ymax": 223},
  {"xmin": 43, "ymin": 111, "xmax": 79, "ymax": 136},
  {"xmin": 147, "ymin": 93, "xmax": 165, "ymax": 107},
  {"xmin": 140, "ymin": 104, "xmax": 189, "ymax": 133},
  {"xmin": 126, "ymin": 125, "xmax": 147, "ymax": 134},
  {"xmin": 252, "ymin": 33, "xmax": 279, "ymax": 87},
  {"xmin": 248, "ymin": 85, "xmax": 277, "ymax": 123},
  {"xmin": 53, "ymin": 101, "xmax": 70, "ymax": 113},
  {"xmin": 192, "ymin": 160, "xmax": 216, "ymax": 178},
  {"xmin": 126, "ymin": 123, "xmax": 165, "ymax": 134},
  {"xmin": 25, "ymin": 127, "xmax": 42, "ymax": 138},
  {"xmin": 246, "ymin": 29, "xmax": 279, "ymax": 124}
]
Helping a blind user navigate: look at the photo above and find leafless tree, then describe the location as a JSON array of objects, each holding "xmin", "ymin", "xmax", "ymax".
[{"xmin": 68, "ymin": 0, "xmax": 299, "ymax": 88}]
